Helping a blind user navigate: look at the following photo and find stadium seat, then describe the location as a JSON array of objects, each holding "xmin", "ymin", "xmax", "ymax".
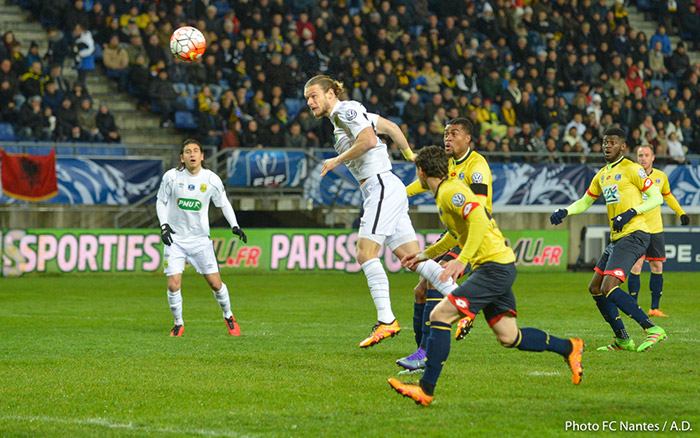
[
  {"xmin": 175, "ymin": 111, "xmax": 198, "ymax": 130},
  {"xmin": 213, "ymin": 1, "xmax": 229, "ymax": 16},
  {"xmin": 76, "ymin": 146, "xmax": 126, "ymax": 156},
  {"xmin": 0, "ymin": 123, "xmax": 17, "ymax": 141},
  {"xmin": 562, "ymin": 92, "xmax": 575, "ymax": 105},
  {"xmin": 394, "ymin": 100, "xmax": 406, "ymax": 116},
  {"xmin": 285, "ymin": 98, "xmax": 304, "ymax": 119},
  {"xmin": 388, "ymin": 116, "xmax": 403, "ymax": 126}
]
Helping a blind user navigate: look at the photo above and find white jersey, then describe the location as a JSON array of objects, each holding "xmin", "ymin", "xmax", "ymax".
[
  {"xmin": 329, "ymin": 100, "xmax": 392, "ymax": 181},
  {"xmin": 156, "ymin": 168, "xmax": 233, "ymax": 242}
]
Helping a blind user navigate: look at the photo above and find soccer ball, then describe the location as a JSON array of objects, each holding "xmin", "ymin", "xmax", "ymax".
[{"xmin": 170, "ymin": 26, "xmax": 206, "ymax": 61}]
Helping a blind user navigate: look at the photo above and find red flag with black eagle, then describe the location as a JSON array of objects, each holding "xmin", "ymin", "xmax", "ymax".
[{"xmin": 1, "ymin": 148, "xmax": 58, "ymax": 201}]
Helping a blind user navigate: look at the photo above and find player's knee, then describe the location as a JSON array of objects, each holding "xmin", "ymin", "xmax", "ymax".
[
  {"xmin": 498, "ymin": 332, "xmax": 518, "ymax": 347},
  {"xmin": 588, "ymin": 283, "xmax": 601, "ymax": 296},
  {"xmin": 209, "ymin": 279, "xmax": 223, "ymax": 291}
]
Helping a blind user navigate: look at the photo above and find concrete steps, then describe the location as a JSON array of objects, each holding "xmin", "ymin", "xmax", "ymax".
[
  {"xmin": 1, "ymin": 1, "xmax": 192, "ymax": 147},
  {"xmin": 628, "ymin": 5, "xmax": 700, "ymax": 64}
]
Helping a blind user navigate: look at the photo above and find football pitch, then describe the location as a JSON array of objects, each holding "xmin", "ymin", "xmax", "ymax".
[{"xmin": 2, "ymin": 271, "xmax": 699, "ymax": 437}]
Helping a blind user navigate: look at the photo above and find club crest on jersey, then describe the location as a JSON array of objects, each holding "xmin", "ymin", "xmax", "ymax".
[
  {"xmin": 471, "ymin": 172, "xmax": 483, "ymax": 184},
  {"xmin": 452, "ymin": 193, "xmax": 466, "ymax": 207},
  {"xmin": 200, "ymin": 184, "xmax": 207, "ymax": 192},
  {"xmin": 615, "ymin": 174, "xmax": 621, "ymax": 180},
  {"xmin": 187, "ymin": 184, "xmax": 195, "ymax": 191},
  {"xmin": 638, "ymin": 168, "xmax": 647, "ymax": 178},
  {"xmin": 345, "ymin": 109, "xmax": 357, "ymax": 120}
]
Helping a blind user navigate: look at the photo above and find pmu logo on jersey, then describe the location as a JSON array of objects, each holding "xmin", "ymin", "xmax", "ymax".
[
  {"xmin": 177, "ymin": 198, "xmax": 202, "ymax": 211},
  {"xmin": 187, "ymin": 184, "xmax": 195, "ymax": 191}
]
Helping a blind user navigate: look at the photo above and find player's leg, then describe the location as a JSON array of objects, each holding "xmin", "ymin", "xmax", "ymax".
[
  {"xmin": 646, "ymin": 234, "xmax": 668, "ymax": 316},
  {"xmin": 590, "ymin": 245, "xmax": 633, "ymax": 350},
  {"xmin": 628, "ymin": 255, "xmax": 644, "ymax": 303},
  {"xmin": 191, "ymin": 240, "xmax": 240, "ymax": 336},
  {"xmin": 648, "ymin": 260, "xmax": 667, "ymax": 316},
  {"xmin": 164, "ymin": 243, "xmax": 186, "ymax": 336},
  {"xmin": 598, "ymin": 232, "xmax": 666, "ymax": 351},
  {"xmin": 389, "ymin": 296, "xmax": 462, "ymax": 406},
  {"xmin": 491, "ymin": 313, "xmax": 583, "ymax": 385},
  {"xmin": 413, "ymin": 277, "xmax": 427, "ymax": 347}
]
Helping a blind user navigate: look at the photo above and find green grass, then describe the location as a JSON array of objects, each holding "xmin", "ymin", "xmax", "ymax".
[{"xmin": 1, "ymin": 271, "xmax": 699, "ymax": 437}]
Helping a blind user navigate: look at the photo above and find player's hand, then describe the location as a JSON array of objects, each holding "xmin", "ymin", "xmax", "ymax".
[
  {"xmin": 550, "ymin": 209, "xmax": 568, "ymax": 225},
  {"xmin": 320, "ymin": 157, "xmax": 340, "ymax": 177},
  {"xmin": 232, "ymin": 226, "xmax": 247, "ymax": 243},
  {"xmin": 160, "ymin": 223, "xmax": 175, "ymax": 246},
  {"xmin": 612, "ymin": 208, "xmax": 637, "ymax": 232},
  {"xmin": 401, "ymin": 251, "xmax": 428, "ymax": 271},
  {"xmin": 681, "ymin": 214, "xmax": 690, "ymax": 226},
  {"xmin": 439, "ymin": 259, "xmax": 466, "ymax": 283}
]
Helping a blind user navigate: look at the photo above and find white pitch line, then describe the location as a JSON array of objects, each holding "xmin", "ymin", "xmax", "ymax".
[
  {"xmin": 1, "ymin": 414, "xmax": 258, "ymax": 437},
  {"xmin": 528, "ymin": 371, "xmax": 562, "ymax": 376}
]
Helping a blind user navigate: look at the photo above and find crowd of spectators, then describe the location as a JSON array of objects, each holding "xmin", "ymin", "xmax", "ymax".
[
  {"xmin": 3, "ymin": 0, "xmax": 700, "ymax": 164},
  {"xmin": 0, "ymin": 7, "xmax": 121, "ymax": 144}
]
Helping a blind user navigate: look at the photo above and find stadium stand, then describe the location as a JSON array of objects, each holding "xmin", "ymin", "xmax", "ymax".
[{"xmin": 0, "ymin": 0, "xmax": 698, "ymax": 164}]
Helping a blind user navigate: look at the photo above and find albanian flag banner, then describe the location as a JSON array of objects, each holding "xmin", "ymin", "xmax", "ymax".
[{"xmin": 0, "ymin": 148, "xmax": 58, "ymax": 201}]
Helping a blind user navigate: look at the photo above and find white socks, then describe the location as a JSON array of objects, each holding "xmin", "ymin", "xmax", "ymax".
[
  {"xmin": 415, "ymin": 259, "xmax": 458, "ymax": 296},
  {"xmin": 362, "ymin": 258, "xmax": 395, "ymax": 323},
  {"xmin": 167, "ymin": 289, "xmax": 183, "ymax": 325},
  {"xmin": 213, "ymin": 283, "xmax": 233, "ymax": 319}
]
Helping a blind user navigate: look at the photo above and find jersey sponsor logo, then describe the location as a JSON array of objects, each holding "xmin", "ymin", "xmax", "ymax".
[
  {"xmin": 638, "ymin": 168, "xmax": 647, "ymax": 178},
  {"xmin": 177, "ymin": 197, "xmax": 202, "ymax": 211},
  {"xmin": 614, "ymin": 174, "xmax": 621, "ymax": 180},
  {"xmin": 452, "ymin": 193, "xmax": 466, "ymax": 207},
  {"xmin": 450, "ymin": 172, "xmax": 457, "ymax": 178},
  {"xmin": 655, "ymin": 178, "xmax": 661, "ymax": 184},
  {"xmin": 643, "ymin": 178, "xmax": 653, "ymax": 190},
  {"xmin": 200, "ymin": 184, "xmax": 207, "ymax": 192},
  {"xmin": 345, "ymin": 109, "xmax": 357, "ymax": 120},
  {"xmin": 462, "ymin": 202, "xmax": 479, "ymax": 218},
  {"xmin": 471, "ymin": 172, "xmax": 483, "ymax": 183},
  {"xmin": 613, "ymin": 269, "xmax": 624, "ymax": 277},
  {"xmin": 453, "ymin": 298, "xmax": 469, "ymax": 311},
  {"xmin": 187, "ymin": 184, "xmax": 195, "ymax": 191},
  {"xmin": 602, "ymin": 184, "xmax": 620, "ymax": 204}
]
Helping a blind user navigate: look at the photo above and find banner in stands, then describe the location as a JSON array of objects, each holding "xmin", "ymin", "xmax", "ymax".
[
  {"xmin": 305, "ymin": 159, "xmax": 700, "ymax": 208},
  {"xmin": 226, "ymin": 149, "xmax": 307, "ymax": 187},
  {"xmin": 0, "ymin": 228, "xmax": 567, "ymax": 276},
  {"xmin": 0, "ymin": 157, "xmax": 161, "ymax": 204}
]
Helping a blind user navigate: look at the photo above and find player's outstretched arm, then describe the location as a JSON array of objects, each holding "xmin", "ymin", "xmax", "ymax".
[
  {"xmin": 550, "ymin": 193, "xmax": 596, "ymax": 225},
  {"xmin": 376, "ymin": 116, "xmax": 415, "ymax": 161}
]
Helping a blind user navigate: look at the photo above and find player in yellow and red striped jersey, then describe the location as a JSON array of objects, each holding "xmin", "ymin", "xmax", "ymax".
[
  {"xmin": 388, "ymin": 145, "xmax": 583, "ymax": 406},
  {"xmin": 629, "ymin": 144, "xmax": 690, "ymax": 317},
  {"xmin": 550, "ymin": 127, "xmax": 666, "ymax": 353}
]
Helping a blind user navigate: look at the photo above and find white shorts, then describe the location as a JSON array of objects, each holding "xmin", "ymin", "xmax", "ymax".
[
  {"xmin": 358, "ymin": 171, "xmax": 417, "ymax": 251},
  {"xmin": 163, "ymin": 237, "xmax": 219, "ymax": 276}
]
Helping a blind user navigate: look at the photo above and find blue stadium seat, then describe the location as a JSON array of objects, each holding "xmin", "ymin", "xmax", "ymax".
[
  {"xmin": 0, "ymin": 123, "xmax": 17, "ymax": 141},
  {"xmin": 76, "ymin": 146, "xmax": 125, "ymax": 156},
  {"xmin": 285, "ymin": 98, "xmax": 304, "ymax": 119},
  {"xmin": 394, "ymin": 100, "xmax": 406, "ymax": 116},
  {"xmin": 175, "ymin": 111, "xmax": 198, "ymax": 130},
  {"xmin": 213, "ymin": 1, "xmax": 229, "ymax": 16},
  {"xmin": 388, "ymin": 116, "xmax": 403, "ymax": 126}
]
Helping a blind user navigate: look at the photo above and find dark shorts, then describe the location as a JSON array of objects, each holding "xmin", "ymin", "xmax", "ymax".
[
  {"xmin": 435, "ymin": 241, "xmax": 470, "ymax": 278},
  {"xmin": 644, "ymin": 233, "xmax": 666, "ymax": 261},
  {"xmin": 595, "ymin": 231, "xmax": 650, "ymax": 282},
  {"xmin": 447, "ymin": 262, "xmax": 518, "ymax": 327}
]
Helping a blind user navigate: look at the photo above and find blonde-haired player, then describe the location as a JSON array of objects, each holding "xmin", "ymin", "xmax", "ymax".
[{"xmin": 304, "ymin": 75, "xmax": 457, "ymax": 348}]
